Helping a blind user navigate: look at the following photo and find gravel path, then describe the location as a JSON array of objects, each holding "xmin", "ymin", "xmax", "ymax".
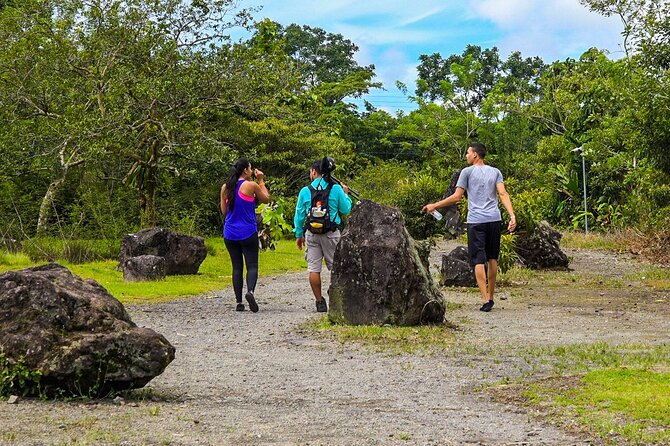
[{"xmin": 1, "ymin": 243, "xmax": 668, "ymax": 445}]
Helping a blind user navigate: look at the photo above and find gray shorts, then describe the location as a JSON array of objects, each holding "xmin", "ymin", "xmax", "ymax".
[{"xmin": 305, "ymin": 230, "xmax": 341, "ymax": 273}]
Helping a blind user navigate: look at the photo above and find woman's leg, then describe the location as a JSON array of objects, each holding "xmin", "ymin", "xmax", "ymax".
[
  {"xmin": 224, "ymin": 238, "xmax": 244, "ymax": 303},
  {"xmin": 240, "ymin": 233, "xmax": 259, "ymax": 293}
]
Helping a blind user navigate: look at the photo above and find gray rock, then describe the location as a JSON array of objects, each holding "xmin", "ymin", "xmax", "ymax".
[
  {"xmin": 0, "ymin": 264, "xmax": 175, "ymax": 397},
  {"xmin": 514, "ymin": 221, "xmax": 570, "ymax": 269},
  {"xmin": 118, "ymin": 228, "xmax": 206, "ymax": 275},
  {"xmin": 328, "ymin": 200, "xmax": 446, "ymax": 326},
  {"xmin": 7, "ymin": 395, "xmax": 19, "ymax": 404},
  {"xmin": 441, "ymin": 246, "xmax": 477, "ymax": 287},
  {"xmin": 123, "ymin": 255, "xmax": 167, "ymax": 282}
]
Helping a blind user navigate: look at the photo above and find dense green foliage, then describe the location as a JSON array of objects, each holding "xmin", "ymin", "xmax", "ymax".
[
  {"xmin": 0, "ymin": 0, "xmax": 667, "ymax": 250},
  {"xmin": 0, "ymin": 353, "xmax": 42, "ymax": 397}
]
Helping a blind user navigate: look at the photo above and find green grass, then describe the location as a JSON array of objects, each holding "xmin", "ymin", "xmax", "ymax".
[
  {"xmin": 20, "ymin": 237, "xmax": 121, "ymax": 263},
  {"xmin": 524, "ymin": 342, "xmax": 670, "ymax": 373},
  {"xmin": 625, "ymin": 266, "xmax": 670, "ymax": 290},
  {"xmin": 560, "ymin": 231, "xmax": 620, "ymax": 250},
  {"xmin": 500, "ymin": 265, "xmax": 626, "ymax": 289},
  {"xmin": 0, "ymin": 251, "xmax": 33, "ymax": 269},
  {"xmin": 1, "ymin": 238, "xmax": 306, "ymax": 304},
  {"xmin": 524, "ymin": 369, "xmax": 670, "ymax": 445},
  {"xmin": 306, "ymin": 317, "xmax": 456, "ymax": 354},
  {"xmin": 515, "ymin": 343, "xmax": 670, "ymax": 445}
]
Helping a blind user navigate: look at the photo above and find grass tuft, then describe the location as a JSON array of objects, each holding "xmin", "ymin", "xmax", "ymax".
[
  {"xmin": 305, "ymin": 317, "xmax": 456, "ymax": 354},
  {"xmin": 561, "ymin": 231, "xmax": 620, "ymax": 250}
]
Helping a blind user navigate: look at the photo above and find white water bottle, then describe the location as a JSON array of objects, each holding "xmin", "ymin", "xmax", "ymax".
[{"xmin": 431, "ymin": 210, "xmax": 443, "ymax": 221}]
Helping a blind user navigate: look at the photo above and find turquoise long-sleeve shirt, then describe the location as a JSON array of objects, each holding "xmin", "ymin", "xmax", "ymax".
[{"xmin": 294, "ymin": 178, "xmax": 352, "ymax": 238}]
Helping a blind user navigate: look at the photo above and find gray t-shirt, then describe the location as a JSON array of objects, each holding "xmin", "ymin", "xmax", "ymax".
[{"xmin": 456, "ymin": 165, "xmax": 503, "ymax": 224}]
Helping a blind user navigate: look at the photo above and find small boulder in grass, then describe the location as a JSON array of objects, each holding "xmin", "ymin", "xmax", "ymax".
[
  {"xmin": 123, "ymin": 255, "xmax": 167, "ymax": 281},
  {"xmin": 118, "ymin": 228, "xmax": 206, "ymax": 275}
]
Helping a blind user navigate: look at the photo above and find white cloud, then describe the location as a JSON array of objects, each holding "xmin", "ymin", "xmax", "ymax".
[
  {"xmin": 399, "ymin": 6, "xmax": 449, "ymax": 27},
  {"xmin": 251, "ymin": 0, "xmax": 448, "ymax": 25},
  {"xmin": 333, "ymin": 23, "xmax": 441, "ymax": 46},
  {"xmin": 470, "ymin": 0, "xmax": 533, "ymax": 28},
  {"xmin": 467, "ymin": 0, "xmax": 623, "ymax": 60}
]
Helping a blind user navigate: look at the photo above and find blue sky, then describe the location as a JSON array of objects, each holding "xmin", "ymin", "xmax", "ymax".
[{"xmin": 243, "ymin": 0, "xmax": 625, "ymax": 113}]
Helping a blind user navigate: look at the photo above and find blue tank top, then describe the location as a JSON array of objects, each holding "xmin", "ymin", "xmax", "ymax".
[{"xmin": 223, "ymin": 180, "xmax": 258, "ymax": 240}]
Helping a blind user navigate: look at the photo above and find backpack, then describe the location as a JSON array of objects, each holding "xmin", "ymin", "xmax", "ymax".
[{"xmin": 305, "ymin": 182, "xmax": 335, "ymax": 234}]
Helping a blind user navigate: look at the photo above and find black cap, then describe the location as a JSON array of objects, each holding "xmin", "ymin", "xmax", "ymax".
[{"xmin": 320, "ymin": 156, "xmax": 336, "ymax": 175}]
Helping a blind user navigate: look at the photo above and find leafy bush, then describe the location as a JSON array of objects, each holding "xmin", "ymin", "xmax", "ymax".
[
  {"xmin": 498, "ymin": 233, "xmax": 519, "ymax": 274},
  {"xmin": 347, "ymin": 162, "xmax": 450, "ymax": 239},
  {"xmin": 0, "ymin": 353, "xmax": 42, "ymax": 397},
  {"xmin": 257, "ymin": 199, "xmax": 294, "ymax": 250},
  {"xmin": 512, "ymin": 188, "xmax": 555, "ymax": 231},
  {"xmin": 391, "ymin": 173, "xmax": 448, "ymax": 240},
  {"xmin": 161, "ymin": 208, "xmax": 206, "ymax": 237},
  {"xmin": 348, "ymin": 160, "xmax": 415, "ymax": 206}
]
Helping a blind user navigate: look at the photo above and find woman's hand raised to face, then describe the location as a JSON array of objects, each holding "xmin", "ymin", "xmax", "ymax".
[{"xmin": 254, "ymin": 169, "xmax": 264, "ymax": 181}]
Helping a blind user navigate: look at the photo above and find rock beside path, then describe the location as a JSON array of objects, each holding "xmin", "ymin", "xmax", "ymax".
[
  {"xmin": 441, "ymin": 245, "xmax": 477, "ymax": 287},
  {"xmin": 515, "ymin": 221, "xmax": 570, "ymax": 269},
  {"xmin": 0, "ymin": 264, "xmax": 175, "ymax": 397},
  {"xmin": 328, "ymin": 200, "xmax": 446, "ymax": 325},
  {"xmin": 118, "ymin": 228, "xmax": 206, "ymax": 276}
]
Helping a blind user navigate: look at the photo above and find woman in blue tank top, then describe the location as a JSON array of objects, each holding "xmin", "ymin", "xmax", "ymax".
[{"xmin": 220, "ymin": 158, "xmax": 270, "ymax": 312}]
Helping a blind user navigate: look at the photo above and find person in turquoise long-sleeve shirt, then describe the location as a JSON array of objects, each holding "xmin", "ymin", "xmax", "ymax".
[{"xmin": 294, "ymin": 159, "xmax": 352, "ymax": 312}]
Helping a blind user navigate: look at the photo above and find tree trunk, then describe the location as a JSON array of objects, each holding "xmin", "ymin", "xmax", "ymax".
[
  {"xmin": 140, "ymin": 141, "xmax": 159, "ymax": 228},
  {"xmin": 36, "ymin": 178, "xmax": 65, "ymax": 237}
]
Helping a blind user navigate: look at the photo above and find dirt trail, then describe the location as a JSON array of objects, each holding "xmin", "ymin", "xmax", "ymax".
[{"xmin": 1, "ymin": 243, "xmax": 668, "ymax": 445}]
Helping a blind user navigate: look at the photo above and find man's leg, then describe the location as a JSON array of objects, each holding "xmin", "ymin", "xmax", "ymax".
[
  {"xmin": 468, "ymin": 224, "xmax": 490, "ymax": 307},
  {"xmin": 305, "ymin": 232, "xmax": 327, "ymax": 311},
  {"xmin": 474, "ymin": 263, "xmax": 489, "ymax": 304},
  {"xmin": 487, "ymin": 258, "xmax": 498, "ymax": 301},
  {"xmin": 309, "ymin": 272, "xmax": 322, "ymax": 300},
  {"xmin": 483, "ymin": 221, "xmax": 502, "ymax": 307}
]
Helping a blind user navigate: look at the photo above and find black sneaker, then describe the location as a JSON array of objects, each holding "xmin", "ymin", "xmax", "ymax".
[
  {"xmin": 479, "ymin": 300, "xmax": 494, "ymax": 312},
  {"xmin": 245, "ymin": 291, "xmax": 259, "ymax": 313},
  {"xmin": 236, "ymin": 303, "xmax": 245, "ymax": 311},
  {"xmin": 315, "ymin": 298, "xmax": 328, "ymax": 313}
]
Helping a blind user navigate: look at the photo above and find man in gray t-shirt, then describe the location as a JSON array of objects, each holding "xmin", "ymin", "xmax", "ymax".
[{"xmin": 423, "ymin": 143, "xmax": 516, "ymax": 312}]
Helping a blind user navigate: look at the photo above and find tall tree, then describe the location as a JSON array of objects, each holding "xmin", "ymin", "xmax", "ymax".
[
  {"xmin": 416, "ymin": 45, "xmax": 502, "ymax": 109},
  {"xmin": 276, "ymin": 23, "xmax": 375, "ymax": 88},
  {"xmin": 581, "ymin": 0, "xmax": 670, "ymax": 174},
  {"xmin": 0, "ymin": 0, "xmax": 285, "ymax": 231}
]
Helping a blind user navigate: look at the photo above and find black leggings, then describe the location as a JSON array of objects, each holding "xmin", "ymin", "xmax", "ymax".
[{"xmin": 224, "ymin": 233, "xmax": 259, "ymax": 302}]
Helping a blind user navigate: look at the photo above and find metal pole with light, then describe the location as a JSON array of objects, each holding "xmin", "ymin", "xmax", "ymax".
[{"xmin": 572, "ymin": 146, "xmax": 588, "ymax": 233}]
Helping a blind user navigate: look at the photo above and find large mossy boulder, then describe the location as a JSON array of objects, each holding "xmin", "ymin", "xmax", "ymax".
[
  {"xmin": 328, "ymin": 200, "xmax": 446, "ymax": 326},
  {"xmin": 0, "ymin": 264, "xmax": 175, "ymax": 397}
]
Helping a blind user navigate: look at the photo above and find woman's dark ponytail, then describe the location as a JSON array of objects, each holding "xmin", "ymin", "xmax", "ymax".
[{"xmin": 224, "ymin": 158, "xmax": 250, "ymax": 212}]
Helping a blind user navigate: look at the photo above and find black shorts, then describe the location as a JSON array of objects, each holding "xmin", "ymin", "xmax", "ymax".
[{"xmin": 467, "ymin": 221, "xmax": 502, "ymax": 266}]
